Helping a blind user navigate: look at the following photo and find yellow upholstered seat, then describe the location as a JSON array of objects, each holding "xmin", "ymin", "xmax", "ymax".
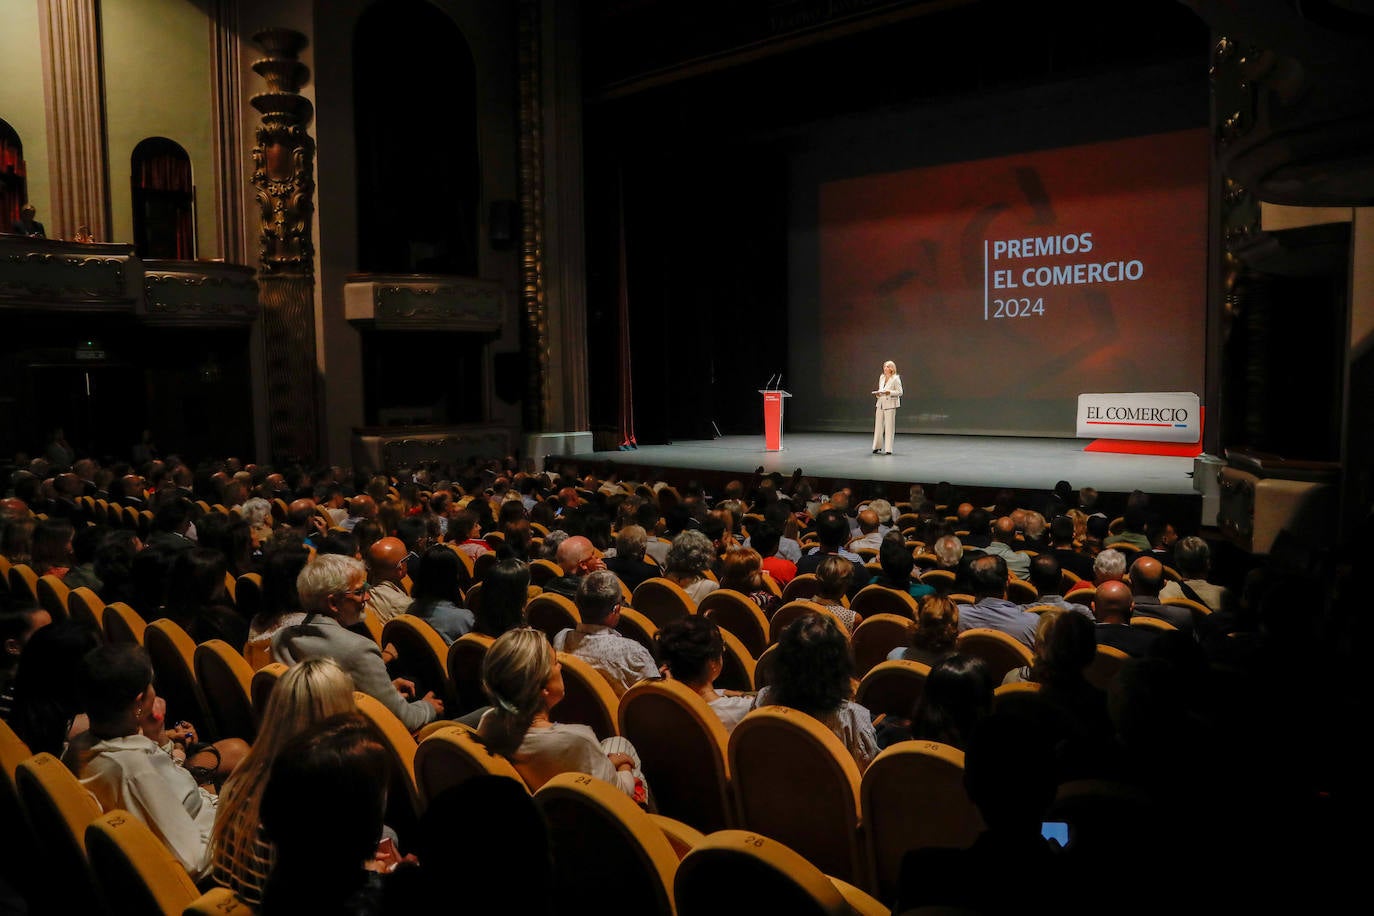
[
  {"xmin": 618, "ymin": 678, "xmax": 732, "ymax": 833},
  {"xmin": 855, "ymin": 659, "xmax": 931, "ymax": 720},
  {"xmin": 525, "ymin": 592, "xmax": 580, "ymax": 642},
  {"xmin": 15, "ymin": 753, "xmax": 104, "ymax": 911},
  {"xmin": 381, "ymin": 615, "xmax": 453, "ymax": 708},
  {"xmin": 727, "ymin": 706, "xmax": 863, "ymax": 885},
  {"xmin": 193, "ymin": 640, "xmax": 258, "ymax": 742},
  {"xmin": 550, "ymin": 652, "xmax": 620, "ymax": 740},
  {"xmin": 446, "ymin": 631, "xmax": 495, "ymax": 716},
  {"xmin": 699, "ymin": 589, "xmax": 770, "ymax": 658},
  {"xmin": 103, "ymin": 602, "xmax": 147, "ymax": 646},
  {"xmin": 631, "ymin": 577, "xmax": 697, "ymax": 628},
  {"xmin": 415, "ymin": 724, "xmax": 528, "ymax": 804},
  {"xmin": 145, "ymin": 618, "xmax": 215, "ymax": 738},
  {"xmin": 955, "ymin": 628, "xmax": 1034, "ymax": 684},
  {"xmin": 850, "ymin": 585, "xmax": 919, "ymax": 621},
  {"xmin": 850, "ymin": 614, "xmax": 915, "ymax": 676},
  {"xmin": 86, "ymin": 810, "xmax": 200, "ymax": 914}
]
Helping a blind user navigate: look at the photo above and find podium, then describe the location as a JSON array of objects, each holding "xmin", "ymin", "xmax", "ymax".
[{"xmin": 758, "ymin": 389, "xmax": 792, "ymax": 451}]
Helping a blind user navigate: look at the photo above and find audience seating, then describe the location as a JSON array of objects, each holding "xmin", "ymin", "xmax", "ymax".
[
  {"xmin": 534, "ymin": 771, "xmax": 680, "ymax": 916},
  {"xmin": 955, "ymin": 628, "xmax": 1034, "ymax": 683},
  {"xmin": 0, "ymin": 720, "xmax": 41, "ymax": 900},
  {"xmin": 414, "ymin": 725, "xmax": 527, "ymax": 804},
  {"xmin": 715, "ymin": 628, "xmax": 757, "ymax": 693},
  {"xmin": 36, "ymin": 574, "xmax": 71, "ymax": 622},
  {"xmin": 850, "ymin": 614, "xmax": 915, "ymax": 676},
  {"xmin": 14, "ymin": 753, "xmax": 104, "ymax": 912},
  {"xmin": 676, "ymin": 828, "xmax": 879, "ymax": 915},
  {"xmin": 550, "ymin": 652, "xmax": 620, "ymax": 740},
  {"xmin": 525, "ymin": 592, "xmax": 580, "ymax": 642},
  {"xmin": 528, "ymin": 558, "xmax": 563, "ymax": 587},
  {"xmin": 752, "ymin": 643, "xmax": 779, "ymax": 690},
  {"xmin": 1131, "ymin": 616, "xmax": 1177, "ymax": 632},
  {"xmin": 1085, "ymin": 644, "xmax": 1130, "ymax": 691},
  {"xmin": 728, "ymin": 706, "xmax": 864, "ymax": 885},
  {"xmin": 850, "ymin": 585, "xmax": 918, "ymax": 621},
  {"xmin": 352, "ymin": 691, "xmax": 423, "ymax": 837},
  {"xmin": 85, "ymin": 810, "xmax": 200, "ymax": 914},
  {"xmin": 249, "ymin": 663, "xmax": 288, "ymax": 722},
  {"xmin": 992, "ymin": 681, "xmax": 1044, "ymax": 713},
  {"xmin": 769, "ymin": 600, "xmax": 846, "ymax": 645},
  {"xmin": 102, "ymin": 602, "xmax": 147, "ymax": 646},
  {"xmin": 360, "ymin": 606, "xmax": 384, "ymax": 644},
  {"xmin": 780, "ymin": 573, "xmax": 822, "ymax": 603},
  {"xmin": 381, "ymin": 616, "xmax": 453, "ymax": 708},
  {"xmin": 699, "ymin": 589, "xmax": 771, "ymax": 658},
  {"xmin": 650, "ymin": 814, "xmax": 707, "ymax": 861},
  {"xmin": 1006, "ymin": 578, "xmax": 1038, "ymax": 603},
  {"xmin": 618, "ymin": 679, "xmax": 733, "ymax": 834},
  {"xmin": 233, "ymin": 573, "xmax": 263, "ymax": 622},
  {"xmin": 447, "ymin": 632, "xmax": 494, "ymax": 716},
  {"xmin": 0, "ymin": 553, "xmax": 12, "ymax": 593},
  {"xmin": 8, "ymin": 564, "xmax": 39, "ymax": 606},
  {"xmin": 855, "ymin": 660, "xmax": 931, "ymax": 720},
  {"xmin": 143, "ymin": 619, "xmax": 215, "ymax": 741},
  {"xmin": 860, "ymin": 740, "xmax": 983, "ymax": 903},
  {"xmin": 631, "ymin": 577, "xmax": 696, "ymax": 628},
  {"xmin": 948, "ymin": 593, "xmax": 975, "ymax": 604},
  {"xmin": 193, "ymin": 640, "xmax": 258, "ymax": 742},
  {"xmin": 1024, "ymin": 603, "xmax": 1059, "ymax": 615},
  {"xmin": 1162, "ymin": 595, "xmax": 1212, "ymax": 628},
  {"xmin": 615, "ymin": 606, "xmax": 660, "ymax": 661},
  {"xmin": 67, "ymin": 586, "xmax": 107, "ymax": 635}
]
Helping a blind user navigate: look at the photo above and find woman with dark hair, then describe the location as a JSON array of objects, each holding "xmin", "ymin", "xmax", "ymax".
[
  {"xmin": 812, "ymin": 555, "xmax": 861, "ymax": 634},
  {"xmin": 6, "ymin": 619, "xmax": 99, "ymax": 756},
  {"xmin": 243, "ymin": 545, "xmax": 310, "ymax": 670},
  {"xmin": 656, "ymin": 616, "xmax": 753, "ymax": 732},
  {"xmin": 717, "ymin": 547, "xmax": 780, "ymax": 617},
  {"xmin": 352, "ymin": 518, "xmax": 384, "ymax": 558},
  {"xmin": 1, "ymin": 516, "xmax": 34, "ymax": 566},
  {"xmin": 194, "ymin": 511, "xmax": 255, "ymax": 579},
  {"xmin": 903, "ymin": 655, "xmax": 994, "ymax": 750},
  {"xmin": 405, "ymin": 545, "xmax": 474, "ymax": 644},
  {"xmin": 888, "ymin": 595, "xmax": 961, "ymax": 665},
  {"xmin": 1003, "ymin": 609, "xmax": 1111, "ymax": 746},
  {"xmin": 31, "ymin": 518, "xmax": 76, "ymax": 578},
  {"xmin": 475, "ymin": 557, "xmax": 529, "ymax": 637},
  {"xmin": 870, "ymin": 535, "xmax": 935, "ymax": 600},
  {"xmin": 756, "ymin": 612, "xmax": 878, "ymax": 771},
  {"xmin": 259, "ymin": 712, "xmax": 391, "ymax": 914},
  {"xmin": 164, "ymin": 547, "xmax": 248, "ymax": 650},
  {"xmin": 93, "ymin": 528, "xmax": 142, "ymax": 605}
]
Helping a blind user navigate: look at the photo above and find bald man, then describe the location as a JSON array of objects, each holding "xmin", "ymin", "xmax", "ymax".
[
  {"xmin": 982, "ymin": 516, "xmax": 1031, "ymax": 580},
  {"xmin": 544, "ymin": 535, "xmax": 608, "ymax": 599},
  {"xmin": 848, "ymin": 508, "xmax": 884, "ymax": 553},
  {"xmin": 1128, "ymin": 556, "xmax": 1192, "ymax": 634},
  {"xmin": 365, "ymin": 537, "xmax": 412, "ymax": 623},
  {"xmin": 340, "ymin": 494, "xmax": 377, "ymax": 532},
  {"xmin": 1092, "ymin": 578, "xmax": 1157, "ymax": 656}
]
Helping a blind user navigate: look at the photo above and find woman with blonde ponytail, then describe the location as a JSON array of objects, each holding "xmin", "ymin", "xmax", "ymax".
[
  {"xmin": 476, "ymin": 628, "xmax": 649, "ymax": 804},
  {"xmin": 208, "ymin": 658, "xmax": 356, "ymax": 903}
]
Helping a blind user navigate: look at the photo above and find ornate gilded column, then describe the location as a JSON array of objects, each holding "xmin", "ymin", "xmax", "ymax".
[
  {"xmin": 37, "ymin": 0, "xmax": 109, "ymax": 241},
  {"xmin": 517, "ymin": 0, "xmax": 550, "ymax": 432},
  {"xmin": 250, "ymin": 28, "xmax": 318, "ymax": 463}
]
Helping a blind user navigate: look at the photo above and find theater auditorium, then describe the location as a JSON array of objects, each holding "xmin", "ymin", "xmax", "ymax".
[{"xmin": 1, "ymin": 1, "xmax": 1367, "ymax": 913}]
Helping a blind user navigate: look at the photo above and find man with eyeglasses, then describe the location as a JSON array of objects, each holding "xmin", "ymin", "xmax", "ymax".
[
  {"xmin": 365, "ymin": 537, "xmax": 412, "ymax": 624},
  {"xmin": 272, "ymin": 554, "xmax": 442, "ymax": 732}
]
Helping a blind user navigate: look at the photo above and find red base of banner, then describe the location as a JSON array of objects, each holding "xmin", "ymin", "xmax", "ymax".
[{"xmin": 1083, "ymin": 408, "xmax": 1204, "ymax": 457}]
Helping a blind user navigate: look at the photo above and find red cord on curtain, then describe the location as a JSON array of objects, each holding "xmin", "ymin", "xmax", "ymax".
[{"xmin": 616, "ymin": 169, "xmax": 636, "ymax": 449}]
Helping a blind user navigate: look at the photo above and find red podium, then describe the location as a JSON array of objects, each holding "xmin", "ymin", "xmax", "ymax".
[{"xmin": 758, "ymin": 389, "xmax": 792, "ymax": 451}]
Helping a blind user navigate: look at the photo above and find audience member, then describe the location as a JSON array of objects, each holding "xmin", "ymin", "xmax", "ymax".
[
  {"xmin": 717, "ymin": 547, "xmax": 781, "ymax": 616},
  {"xmin": 543, "ymin": 535, "xmax": 605, "ymax": 599},
  {"xmin": 476, "ymin": 558, "xmax": 530, "ymax": 637},
  {"xmin": 957, "ymin": 555, "xmax": 1037, "ymax": 648},
  {"xmin": 1023, "ymin": 554, "xmax": 1092, "ymax": 617},
  {"xmin": 810, "ymin": 554, "xmax": 861, "ymax": 633},
  {"xmin": 1160, "ymin": 535, "xmax": 1229, "ymax": 613},
  {"xmin": 404, "ymin": 545, "xmax": 475, "ymax": 644},
  {"xmin": 888, "ymin": 594, "xmax": 960, "ymax": 665},
  {"xmin": 663, "ymin": 530, "xmax": 719, "ymax": 603},
  {"xmin": 273, "ymin": 554, "xmax": 441, "ymax": 731},
  {"xmin": 871, "ymin": 536, "xmax": 935, "ymax": 599},
  {"xmin": 603, "ymin": 524, "xmax": 661, "ymax": 592},
  {"xmin": 1092, "ymin": 578, "xmax": 1157, "ymax": 656},
  {"xmin": 755, "ymin": 613, "xmax": 877, "ymax": 771},
  {"xmin": 552, "ymin": 570, "xmax": 658, "ymax": 696},
  {"xmin": 1128, "ymin": 556, "xmax": 1192, "ymax": 634},
  {"xmin": 656, "ymin": 616, "xmax": 753, "ymax": 732},
  {"xmin": 477, "ymin": 628, "xmax": 649, "ymax": 801},
  {"xmin": 209, "ymin": 658, "xmax": 356, "ymax": 904}
]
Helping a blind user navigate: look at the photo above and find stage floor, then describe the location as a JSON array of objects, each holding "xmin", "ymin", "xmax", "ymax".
[{"xmin": 570, "ymin": 433, "xmax": 1200, "ymax": 496}]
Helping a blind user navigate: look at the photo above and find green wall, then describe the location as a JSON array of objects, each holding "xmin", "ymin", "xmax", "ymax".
[
  {"xmin": 0, "ymin": 1, "xmax": 52, "ymax": 227},
  {"xmin": 101, "ymin": 0, "xmax": 217, "ymax": 257}
]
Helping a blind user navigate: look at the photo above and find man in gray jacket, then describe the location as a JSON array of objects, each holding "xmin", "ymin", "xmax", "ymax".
[{"xmin": 273, "ymin": 554, "xmax": 442, "ymax": 731}]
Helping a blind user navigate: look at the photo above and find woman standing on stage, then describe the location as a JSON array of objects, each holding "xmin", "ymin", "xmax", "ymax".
[{"xmin": 872, "ymin": 360, "xmax": 903, "ymax": 455}]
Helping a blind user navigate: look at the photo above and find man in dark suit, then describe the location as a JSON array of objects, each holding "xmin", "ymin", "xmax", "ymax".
[{"xmin": 10, "ymin": 204, "xmax": 45, "ymax": 237}]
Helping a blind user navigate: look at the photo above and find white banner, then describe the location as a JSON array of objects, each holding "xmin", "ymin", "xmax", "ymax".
[{"xmin": 1076, "ymin": 391, "xmax": 1200, "ymax": 443}]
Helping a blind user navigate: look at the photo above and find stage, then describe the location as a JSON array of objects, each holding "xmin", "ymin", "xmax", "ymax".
[{"xmin": 569, "ymin": 433, "xmax": 1201, "ymax": 497}]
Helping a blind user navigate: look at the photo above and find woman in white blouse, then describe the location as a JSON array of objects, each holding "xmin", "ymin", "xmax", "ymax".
[
  {"xmin": 477, "ymin": 628, "xmax": 650, "ymax": 804},
  {"xmin": 872, "ymin": 359, "xmax": 903, "ymax": 455}
]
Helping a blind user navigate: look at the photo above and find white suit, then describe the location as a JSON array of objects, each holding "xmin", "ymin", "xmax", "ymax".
[{"xmin": 872, "ymin": 373, "xmax": 903, "ymax": 453}]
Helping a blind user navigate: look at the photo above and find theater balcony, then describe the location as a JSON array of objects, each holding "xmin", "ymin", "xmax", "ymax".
[
  {"xmin": 0, "ymin": 234, "xmax": 258, "ymax": 326},
  {"xmin": 344, "ymin": 273, "xmax": 511, "ymax": 468}
]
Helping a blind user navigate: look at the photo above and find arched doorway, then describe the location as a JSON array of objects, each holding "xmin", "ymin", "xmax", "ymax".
[
  {"xmin": 0, "ymin": 119, "xmax": 27, "ymax": 229},
  {"xmin": 131, "ymin": 137, "xmax": 196, "ymax": 259}
]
